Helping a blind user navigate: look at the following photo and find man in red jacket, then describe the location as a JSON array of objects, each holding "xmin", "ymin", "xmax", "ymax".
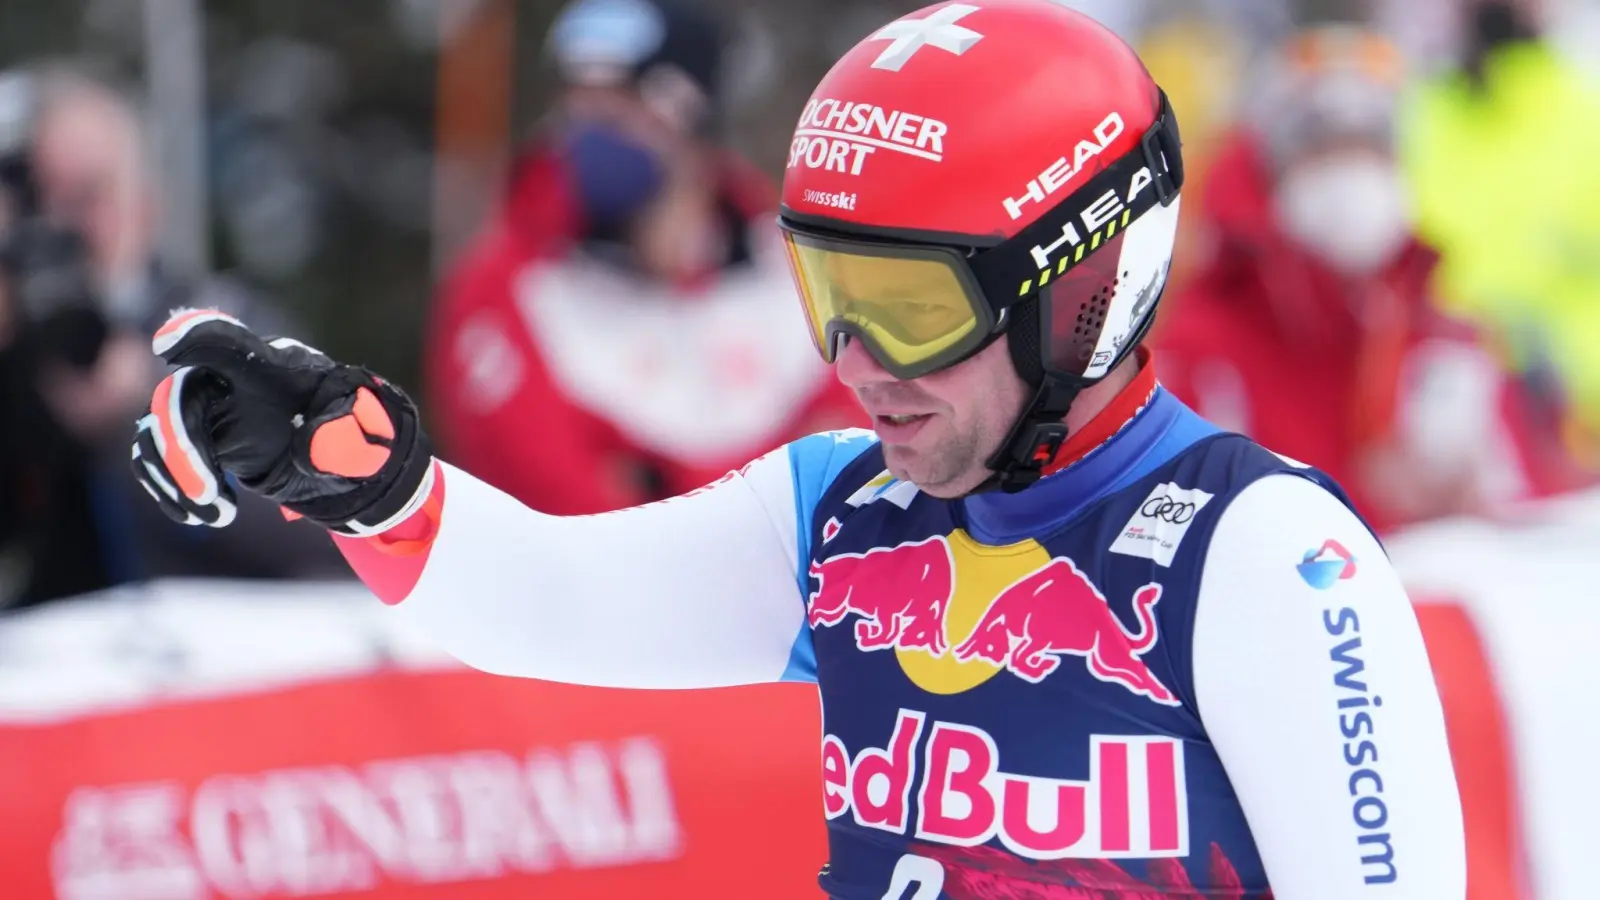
[
  {"xmin": 1153, "ymin": 25, "xmax": 1576, "ymax": 534},
  {"xmin": 426, "ymin": 0, "xmax": 864, "ymax": 515}
]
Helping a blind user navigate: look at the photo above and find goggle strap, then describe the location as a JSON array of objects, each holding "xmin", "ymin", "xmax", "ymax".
[
  {"xmin": 969, "ymin": 90, "xmax": 1184, "ymax": 311},
  {"xmin": 1143, "ymin": 89, "xmax": 1183, "ymax": 206}
]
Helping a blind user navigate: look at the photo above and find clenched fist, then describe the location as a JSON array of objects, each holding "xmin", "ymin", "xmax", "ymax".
[{"xmin": 130, "ymin": 309, "xmax": 433, "ymax": 535}]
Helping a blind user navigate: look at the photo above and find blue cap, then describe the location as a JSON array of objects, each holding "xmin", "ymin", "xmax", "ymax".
[{"xmin": 546, "ymin": 0, "xmax": 725, "ymax": 127}]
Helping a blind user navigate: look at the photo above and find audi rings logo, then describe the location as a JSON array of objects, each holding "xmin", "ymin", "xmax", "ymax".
[
  {"xmin": 1141, "ymin": 497, "xmax": 1196, "ymax": 524},
  {"xmin": 1110, "ymin": 483, "xmax": 1216, "ymax": 568}
]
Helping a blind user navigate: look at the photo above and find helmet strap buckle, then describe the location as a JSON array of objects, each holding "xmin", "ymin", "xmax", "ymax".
[
  {"xmin": 981, "ymin": 374, "xmax": 1083, "ymax": 493},
  {"xmin": 991, "ymin": 421, "xmax": 1069, "ymax": 492}
]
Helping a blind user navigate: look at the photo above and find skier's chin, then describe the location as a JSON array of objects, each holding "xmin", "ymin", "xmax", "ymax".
[
  {"xmin": 882, "ymin": 440, "xmax": 987, "ymax": 499},
  {"xmin": 881, "ymin": 445, "xmax": 923, "ymax": 484}
]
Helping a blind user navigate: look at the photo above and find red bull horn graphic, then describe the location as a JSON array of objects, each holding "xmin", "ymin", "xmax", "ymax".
[{"xmin": 807, "ymin": 532, "xmax": 1180, "ymax": 704}]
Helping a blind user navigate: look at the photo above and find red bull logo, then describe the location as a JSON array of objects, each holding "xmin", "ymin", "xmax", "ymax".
[
  {"xmin": 821, "ymin": 711, "xmax": 1188, "ymax": 859},
  {"xmin": 807, "ymin": 532, "xmax": 1179, "ymax": 704},
  {"xmin": 808, "ymin": 537, "xmax": 954, "ymax": 655}
]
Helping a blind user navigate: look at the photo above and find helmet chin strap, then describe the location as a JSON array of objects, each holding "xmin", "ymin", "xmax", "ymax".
[
  {"xmin": 978, "ymin": 372, "xmax": 1085, "ymax": 494},
  {"xmin": 972, "ymin": 295, "xmax": 1090, "ymax": 494},
  {"xmin": 975, "ymin": 266, "xmax": 1169, "ymax": 494}
]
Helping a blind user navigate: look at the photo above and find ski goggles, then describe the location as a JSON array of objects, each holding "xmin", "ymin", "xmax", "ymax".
[
  {"xmin": 782, "ymin": 232, "xmax": 995, "ymax": 380},
  {"xmin": 779, "ymin": 93, "xmax": 1182, "ymax": 381}
]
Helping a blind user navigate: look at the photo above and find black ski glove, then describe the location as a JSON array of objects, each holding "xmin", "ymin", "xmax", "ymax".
[{"xmin": 130, "ymin": 309, "xmax": 433, "ymax": 535}]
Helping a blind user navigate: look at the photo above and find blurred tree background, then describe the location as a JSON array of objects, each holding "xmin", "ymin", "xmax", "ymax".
[{"xmin": 0, "ymin": 0, "xmax": 1349, "ymax": 397}]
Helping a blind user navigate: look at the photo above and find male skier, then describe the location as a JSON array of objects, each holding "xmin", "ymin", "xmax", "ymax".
[{"xmin": 130, "ymin": 2, "xmax": 1466, "ymax": 896}]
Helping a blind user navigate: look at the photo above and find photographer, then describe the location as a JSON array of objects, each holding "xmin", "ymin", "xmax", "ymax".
[{"xmin": 0, "ymin": 65, "xmax": 345, "ymax": 610}]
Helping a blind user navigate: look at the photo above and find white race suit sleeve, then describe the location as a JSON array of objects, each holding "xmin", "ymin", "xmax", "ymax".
[
  {"xmin": 335, "ymin": 430, "xmax": 877, "ymax": 690},
  {"xmin": 1191, "ymin": 474, "xmax": 1467, "ymax": 899}
]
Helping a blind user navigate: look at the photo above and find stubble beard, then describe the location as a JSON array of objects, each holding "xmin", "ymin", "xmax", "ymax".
[{"xmin": 882, "ymin": 419, "xmax": 990, "ymax": 499}]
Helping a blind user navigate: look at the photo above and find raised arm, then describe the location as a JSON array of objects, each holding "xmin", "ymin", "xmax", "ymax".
[
  {"xmin": 336, "ymin": 437, "xmax": 851, "ymax": 688},
  {"xmin": 128, "ymin": 308, "xmax": 873, "ymax": 692}
]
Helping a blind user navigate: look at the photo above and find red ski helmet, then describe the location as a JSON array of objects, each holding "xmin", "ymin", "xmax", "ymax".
[{"xmin": 777, "ymin": 0, "xmax": 1184, "ymax": 490}]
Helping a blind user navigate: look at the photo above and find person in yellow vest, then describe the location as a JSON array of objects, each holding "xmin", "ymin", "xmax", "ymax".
[{"xmin": 1399, "ymin": 0, "xmax": 1600, "ymax": 469}]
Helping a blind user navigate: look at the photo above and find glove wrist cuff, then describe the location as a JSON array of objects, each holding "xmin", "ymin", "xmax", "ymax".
[
  {"xmin": 279, "ymin": 374, "xmax": 434, "ymax": 531},
  {"xmin": 331, "ymin": 443, "xmax": 436, "ymax": 537}
]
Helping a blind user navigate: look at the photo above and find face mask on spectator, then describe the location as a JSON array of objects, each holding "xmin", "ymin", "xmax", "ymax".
[
  {"xmin": 560, "ymin": 120, "xmax": 665, "ymax": 235},
  {"xmin": 1274, "ymin": 155, "xmax": 1413, "ymax": 275}
]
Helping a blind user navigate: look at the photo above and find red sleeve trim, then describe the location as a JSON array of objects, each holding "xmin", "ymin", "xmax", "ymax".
[{"xmin": 333, "ymin": 460, "xmax": 446, "ymax": 605}]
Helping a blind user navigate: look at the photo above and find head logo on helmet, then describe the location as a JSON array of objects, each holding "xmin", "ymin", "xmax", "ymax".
[{"xmin": 778, "ymin": 0, "xmax": 1185, "ymax": 491}]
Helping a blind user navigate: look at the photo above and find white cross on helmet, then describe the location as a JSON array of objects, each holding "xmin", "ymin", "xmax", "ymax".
[{"xmin": 865, "ymin": 3, "xmax": 986, "ymax": 71}]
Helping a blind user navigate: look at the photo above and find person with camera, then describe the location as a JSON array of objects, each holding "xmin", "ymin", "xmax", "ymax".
[{"xmin": 0, "ymin": 65, "xmax": 345, "ymax": 610}]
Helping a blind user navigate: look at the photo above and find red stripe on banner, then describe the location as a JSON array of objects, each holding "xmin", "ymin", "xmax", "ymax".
[
  {"xmin": 1099, "ymin": 741, "xmax": 1130, "ymax": 852},
  {"xmin": 1414, "ymin": 599, "xmax": 1533, "ymax": 900},
  {"xmin": 0, "ymin": 669, "xmax": 830, "ymax": 900},
  {"xmin": 1147, "ymin": 741, "xmax": 1180, "ymax": 852}
]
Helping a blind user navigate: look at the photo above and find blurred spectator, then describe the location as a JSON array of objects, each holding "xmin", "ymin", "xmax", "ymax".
[
  {"xmin": 1152, "ymin": 25, "xmax": 1580, "ymax": 535},
  {"xmin": 0, "ymin": 63, "xmax": 345, "ymax": 610},
  {"xmin": 426, "ymin": 0, "xmax": 865, "ymax": 515},
  {"xmin": 1129, "ymin": 14, "xmax": 1253, "ymax": 293},
  {"xmin": 1397, "ymin": 0, "xmax": 1600, "ymax": 470},
  {"xmin": 1053, "ymin": 0, "xmax": 1286, "ymax": 314}
]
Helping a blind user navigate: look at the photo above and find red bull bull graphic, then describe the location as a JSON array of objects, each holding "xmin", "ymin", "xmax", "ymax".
[
  {"xmin": 807, "ymin": 533, "xmax": 1179, "ymax": 704},
  {"xmin": 954, "ymin": 562, "xmax": 1178, "ymax": 705},
  {"xmin": 808, "ymin": 537, "xmax": 954, "ymax": 654},
  {"xmin": 820, "ymin": 711, "xmax": 1188, "ymax": 859}
]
